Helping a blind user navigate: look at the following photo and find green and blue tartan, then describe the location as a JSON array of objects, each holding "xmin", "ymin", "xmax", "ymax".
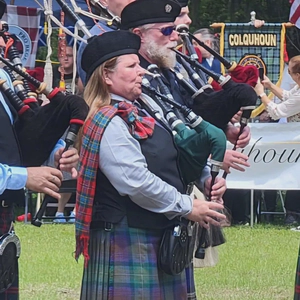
[
  {"xmin": 219, "ymin": 23, "xmax": 284, "ymax": 86},
  {"xmin": 80, "ymin": 217, "xmax": 188, "ymax": 300},
  {"xmin": 75, "ymin": 101, "xmax": 155, "ymax": 265}
]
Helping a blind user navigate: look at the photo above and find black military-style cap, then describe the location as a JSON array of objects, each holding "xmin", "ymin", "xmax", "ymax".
[
  {"xmin": 0, "ymin": 0, "xmax": 6, "ymax": 19},
  {"xmin": 121, "ymin": 0, "xmax": 181, "ymax": 30},
  {"xmin": 81, "ymin": 30, "xmax": 141, "ymax": 84},
  {"xmin": 175, "ymin": 0, "xmax": 189, "ymax": 7}
]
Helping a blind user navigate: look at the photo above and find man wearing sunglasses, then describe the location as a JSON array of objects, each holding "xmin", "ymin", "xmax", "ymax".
[
  {"xmin": 120, "ymin": 1, "xmax": 226, "ymax": 300},
  {"xmin": 122, "ymin": 0, "xmax": 253, "ymax": 180}
]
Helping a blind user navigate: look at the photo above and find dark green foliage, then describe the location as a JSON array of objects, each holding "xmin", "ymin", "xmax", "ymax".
[{"xmin": 189, "ymin": 0, "xmax": 291, "ymax": 32}]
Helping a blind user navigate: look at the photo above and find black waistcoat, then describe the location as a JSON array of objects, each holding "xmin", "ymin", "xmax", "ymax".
[
  {"xmin": 91, "ymin": 115, "xmax": 186, "ymax": 230},
  {"xmin": 0, "ymin": 98, "xmax": 24, "ymax": 202}
]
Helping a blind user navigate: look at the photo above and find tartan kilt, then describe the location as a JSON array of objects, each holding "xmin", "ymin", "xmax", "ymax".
[
  {"xmin": 0, "ymin": 206, "xmax": 19, "ymax": 300},
  {"xmin": 80, "ymin": 217, "xmax": 191, "ymax": 300}
]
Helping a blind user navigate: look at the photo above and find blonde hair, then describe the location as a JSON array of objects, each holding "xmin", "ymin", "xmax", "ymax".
[
  {"xmin": 289, "ymin": 55, "xmax": 300, "ymax": 74},
  {"xmin": 77, "ymin": 56, "xmax": 119, "ymax": 149},
  {"xmin": 84, "ymin": 57, "xmax": 119, "ymax": 119}
]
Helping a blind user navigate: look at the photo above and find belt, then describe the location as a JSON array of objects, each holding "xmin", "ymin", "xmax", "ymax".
[{"xmin": 92, "ymin": 221, "xmax": 113, "ymax": 231}]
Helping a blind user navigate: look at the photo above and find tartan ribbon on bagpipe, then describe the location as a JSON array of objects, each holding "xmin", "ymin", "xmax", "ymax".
[
  {"xmin": 75, "ymin": 101, "xmax": 155, "ymax": 265},
  {"xmin": 2, "ymin": 5, "xmax": 42, "ymax": 68}
]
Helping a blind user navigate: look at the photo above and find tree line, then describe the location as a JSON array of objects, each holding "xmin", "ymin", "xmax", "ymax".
[{"xmin": 189, "ymin": 0, "xmax": 291, "ymax": 31}]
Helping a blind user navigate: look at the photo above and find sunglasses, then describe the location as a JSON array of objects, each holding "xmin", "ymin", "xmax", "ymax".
[{"xmin": 148, "ymin": 25, "xmax": 176, "ymax": 36}]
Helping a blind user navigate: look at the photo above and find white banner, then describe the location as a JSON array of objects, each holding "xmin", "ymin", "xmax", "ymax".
[{"xmin": 226, "ymin": 123, "xmax": 300, "ymax": 190}]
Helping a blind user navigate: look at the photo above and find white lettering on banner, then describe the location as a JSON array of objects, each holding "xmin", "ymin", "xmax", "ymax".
[
  {"xmin": 226, "ymin": 123, "xmax": 300, "ymax": 190},
  {"xmin": 5, "ymin": 25, "xmax": 32, "ymax": 66}
]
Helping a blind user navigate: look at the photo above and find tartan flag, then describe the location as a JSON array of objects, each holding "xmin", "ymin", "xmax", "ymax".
[
  {"xmin": 2, "ymin": 5, "xmax": 42, "ymax": 68},
  {"xmin": 290, "ymin": 0, "xmax": 300, "ymax": 29}
]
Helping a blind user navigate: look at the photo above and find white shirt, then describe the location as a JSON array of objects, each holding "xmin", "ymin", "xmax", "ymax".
[{"xmin": 267, "ymin": 84, "xmax": 300, "ymax": 122}]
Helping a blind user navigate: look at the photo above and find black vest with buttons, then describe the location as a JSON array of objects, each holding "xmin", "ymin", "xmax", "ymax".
[
  {"xmin": 0, "ymin": 97, "xmax": 24, "ymax": 203},
  {"xmin": 90, "ymin": 115, "xmax": 187, "ymax": 230}
]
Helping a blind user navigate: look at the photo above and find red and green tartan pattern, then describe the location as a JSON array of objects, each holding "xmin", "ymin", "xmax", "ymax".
[
  {"xmin": 219, "ymin": 23, "xmax": 284, "ymax": 86},
  {"xmin": 80, "ymin": 217, "xmax": 188, "ymax": 300},
  {"xmin": 75, "ymin": 102, "xmax": 155, "ymax": 264}
]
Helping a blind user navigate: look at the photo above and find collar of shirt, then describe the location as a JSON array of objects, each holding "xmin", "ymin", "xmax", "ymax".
[
  {"xmin": 110, "ymin": 93, "xmax": 133, "ymax": 104},
  {"xmin": 206, "ymin": 56, "xmax": 214, "ymax": 67}
]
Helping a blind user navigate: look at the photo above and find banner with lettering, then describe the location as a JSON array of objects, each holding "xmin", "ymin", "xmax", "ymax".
[
  {"xmin": 212, "ymin": 21, "xmax": 286, "ymax": 88},
  {"xmin": 226, "ymin": 123, "xmax": 300, "ymax": 190}
]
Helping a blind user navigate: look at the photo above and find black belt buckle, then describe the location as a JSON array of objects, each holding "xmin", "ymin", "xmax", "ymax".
[{"xmin": 104, "ymin": 222, "xmax": 112, "ymax": 232}]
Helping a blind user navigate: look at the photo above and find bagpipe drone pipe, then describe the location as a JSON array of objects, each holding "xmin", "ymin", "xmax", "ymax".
[
  {"xmin": 0, "ymin": 21, "xmax": 41, "ymax": 110},
  {"xmin": 176, "ymin": 24, "xmax": 259, "ymax": 88},
  {"xmin": 0, "ymin": 55, "xmax": 89, "ymax": 167},
  {"xmin": 141, "ymin": 77, "xmax": 227, "ymax": 259},
  {"xmin": 171, "ymin": 48, "xmax": 258, "ymax": 132},
  {"xmin": 141, "ymin": 75, "xmax": 226, "ymax": 186}
]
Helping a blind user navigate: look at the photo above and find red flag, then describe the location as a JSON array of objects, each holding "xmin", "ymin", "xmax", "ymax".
[{"xmin": 290, "ymin": 0, "xmax": 300, "ymax": 29}]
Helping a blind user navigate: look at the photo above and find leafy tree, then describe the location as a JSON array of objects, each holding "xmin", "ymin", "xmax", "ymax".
[{"xmin": 189, "ymin": 0, "xmax": 291, "ymax": 32}]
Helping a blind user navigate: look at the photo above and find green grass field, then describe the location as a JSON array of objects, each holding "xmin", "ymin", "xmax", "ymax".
[{"xmin": 16, "ymin": 223, "xmax": 299, "ymax": 300}]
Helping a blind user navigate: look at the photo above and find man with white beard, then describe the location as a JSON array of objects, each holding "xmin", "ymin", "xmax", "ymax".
[
  {"xmin": 120, "ymin": 1, "xmax": 255, "ymax": 299},
  {"xmin": 121, "ymin": 0, "xmax": 193, "ymax": 107},
  {"xmin": 121, "ymin": 0, "xmax": 252, "ymax": 168}
]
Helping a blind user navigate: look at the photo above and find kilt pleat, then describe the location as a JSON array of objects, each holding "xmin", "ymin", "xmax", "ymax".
[
  {"xmin": 0, "ymin": 264, "xmax": 19, "ymax": 300},
  {"xmin": 80, "ymin": 217, "xmax": 190, "ymax": 300}
]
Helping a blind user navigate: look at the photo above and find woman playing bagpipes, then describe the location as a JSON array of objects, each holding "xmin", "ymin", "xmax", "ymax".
[{"xmin": 75, "ymin": 30, "xmax": 227, "ymax": 300}]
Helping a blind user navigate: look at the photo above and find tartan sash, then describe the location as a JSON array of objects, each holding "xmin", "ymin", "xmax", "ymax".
[{"xmin": 75, "ymin": 101, "xmax": 155, "ymax": 265}]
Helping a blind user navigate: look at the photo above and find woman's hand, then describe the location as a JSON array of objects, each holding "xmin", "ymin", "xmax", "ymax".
[
  {"xmin": 261, "ymin": 75, "xmax": 272, "ymax": 89},
  {"xmin": 186, "ymin": 199, "xmax": 226, "ymax": 228},
  {"xmin": 222, "ymin": 149, "xmax": 250, "ymax": 174},
  {"xmin": 254, "ymin": 80, "xmax": 265, "ymax": 95}
]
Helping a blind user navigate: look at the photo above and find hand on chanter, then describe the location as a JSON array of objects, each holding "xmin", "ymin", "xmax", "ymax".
[
  {"xmin": 222, "ymin": 149, "xmax": 250, "ymax": 174},
  {"xmin": 230, "ymin": 110, "xmax": 242, "ymax": 124},
  {"xmin": 226, "ymin": 123, "xmax": 251, "ymax": 148},
  {"xmin": 204, "ymin": 176, "xmax": 226, "ymax": 202},
  {"xmin": 54, "ymin": 147, "xmax": 79, "ymax": 178},
  {"xmin": 26, "ymin": 166, "xmax": 63, "ymax": 200},
  {"xmin": 186, "ymin": 200, "xmax": 226, "ymax": 228}
]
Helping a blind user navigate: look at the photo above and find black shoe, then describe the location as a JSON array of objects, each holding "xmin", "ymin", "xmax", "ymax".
[{"xmin": 285, "ymin": 213, "xmax": 298, "ymax": 225}]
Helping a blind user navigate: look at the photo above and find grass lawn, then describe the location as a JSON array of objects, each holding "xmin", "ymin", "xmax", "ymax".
[{"xmin": 16, "ymin": 223, "xmax": 299, "ymax": 300}]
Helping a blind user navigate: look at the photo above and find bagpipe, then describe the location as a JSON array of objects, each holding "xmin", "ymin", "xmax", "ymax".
[
  {"xmin": 175, "ymin": 25, "xmax": 258, "ymax": 132},
  {"xmin": 176, "ymin": 24, "xmax": 259, "ymax": 87},
  {"xmin": 141, "ymin": 74, "xmax": 226, "ymax": 185},
  {"xmin": 140, "ymin": 73, "xmax": 227, "ymax": 261},
  {"xmin": 0, "ymin": 22, "xmax": 89, "ymax": 167}
]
